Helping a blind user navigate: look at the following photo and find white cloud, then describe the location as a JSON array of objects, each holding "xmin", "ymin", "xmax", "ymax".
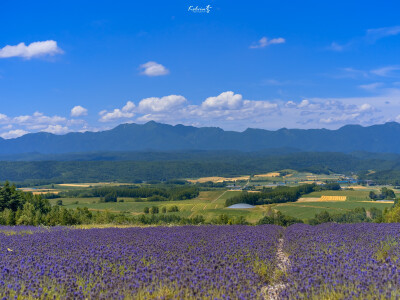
[
  {"xmin": 4, "ymin": 89, "xmax": 400, "ymax": 136},
  {"xmin": 337, "ymin": 66, "xmax": 400, "ymax": 80},
  {"xmin": 136, "ymin": 114, "xmax": 167, "ymax": 123},
  {"xmin": 338, "ymin": 67, "xmax": 369, "ymax": 79},
  {"xmin": 0, "ymin": 40, "xmax": 63, "ymax": 59},
  {"xmin": 0, "ymin": 110, "xmax": 88, "ymax": 138},
  {"xmin": 99, "ymin": 91, "xmax": 280, "ymax": 129},
  {"xmin": 42, "ymin": 125, "xmax": 69, "ymax": 134},
  {"xmin": 99, "ymin": 96, "xmax": 187, "ymax": 122},
  {"xmin": 371, "ymin": 66, "xmax": 400, "ymax": 77},
  {"xmin": 0, "ymin": 129, "xmax": 28, "ymax": 139},
  {"xmin": 285, "ymin": 101, "xmax": 296, "ymax": 108},
  {"xmin": 320, "ymin": 113, "xmax": 360, "ymax": 124},
  {"xmin": 329, "ymin": 42, "xmax": 345, "ymax": 52},
  {"xmin": 328, "ymin": 26, "xmax": 400, "ymax": 51},
  {"xmin": 138, "ymin": 95, "xmax": 187, "ymax": 113},
  {"xmin": 366, "ymin": 26, "xmax": 400, "ymax": 42},
  {"xmin": 122, "ymin": 101, "xmax": 136, "ymax": 112},
  {"xmin": 297, "ymin": 99, "xmax": 310, "ymax": 108},
  {"xmin": 71, "ymin": 106, "xmax": 88, "ymax": 117},
  {"xmin": 133, "ymin": 92, "xmax": 279, "ymax": 127},
  {"xmin": 99, "ymin": 109, "xmax": 134, "ymax": 122},
  {"xmin": 358, "ymin": 103, "xmax": 374, "ymax": 112},
  {"xmin": 12, "ymin": 112, "xmax": 66, "ymax": 128},
  {"xmin": 250, "ymin": 37, "xmax": 285, "ymax": 49},
  {"xmin": 139, "ymin": 61, "xmax": 169, "ymax": 76},
  {"xmin": 0, "ymin": 113, "xmax": 9, "ymax": 123},
  {"xmin": 202, "ymin": 91, "xmax": 243, "ymax": 110},
  {"xmin": 98, "ymin": 100, "xmax": 137, "ymax": 122},
  {"xmin": 359, "ymin": 82, "xmax": 384, "ymax": 91},
  {"xmin": 71, "ymin": 106, "xmax": 87, "ymax": 117}
]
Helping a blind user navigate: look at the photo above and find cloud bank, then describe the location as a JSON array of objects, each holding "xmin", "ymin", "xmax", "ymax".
[
  {"xmin": 96, "ymin": 89, "xmax": 398, "ymax": 131},
  {"xmin": 0, "ymin": 40, "xmax": 63, "ymax": 59},
  {"xmin": 2, "ymin": 88, "xmax": 400, "ymax": 138}
]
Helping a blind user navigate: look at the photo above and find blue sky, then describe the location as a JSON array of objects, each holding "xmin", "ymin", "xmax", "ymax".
[{"xmin": 0, "ymin": 0, "xmax": 400, "ymax": 138}]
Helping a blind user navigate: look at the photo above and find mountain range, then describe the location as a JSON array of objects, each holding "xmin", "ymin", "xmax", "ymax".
[{"xmin": 1, "ymin": 121, "xmax": 400, "ymax": 155}]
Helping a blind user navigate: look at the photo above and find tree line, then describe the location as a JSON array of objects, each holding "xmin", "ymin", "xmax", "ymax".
[
  {"xmin": 2, "ymin": 181, "xmax": 400, "ymax": 226},
  {"xmin": 53, "ymin": 186, "xmax": 200, "ymax": 202},
  {"xmin": 225, "ymin": 184, "xmax": 316, "ymax": 207}
]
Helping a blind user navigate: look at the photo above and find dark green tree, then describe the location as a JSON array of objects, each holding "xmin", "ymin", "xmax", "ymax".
[{"xmin": 149, "ymin": 206, "xmax": 159, "ymax": 214}]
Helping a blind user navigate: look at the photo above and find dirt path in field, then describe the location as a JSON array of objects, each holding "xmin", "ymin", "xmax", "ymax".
[
  {"xmin": 190, "ymin": 205, "xmax": 197, "ymax": 212},
  {"xmin": 212, "ymin": 190, "xmax": 227, "ymax": 203},
  {"xmin": 262, "ymin": 236, "xmax": 290, "ymax": 300},
  {"xmin": 189, "ymin": 204, "xmax": 202, "ymax": 218}
]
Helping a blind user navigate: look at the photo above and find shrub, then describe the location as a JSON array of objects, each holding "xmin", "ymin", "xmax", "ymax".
[
  {"xmin": 149, "ymin": 206, "xmax": 159, "ymax": 214},
  {"xmin": 167, "ymin": 205, "xmax": 179, "ymax": 212},
  {"xmin": 104, "ymin": 192, "xmax": 117, "ymax": 203}
]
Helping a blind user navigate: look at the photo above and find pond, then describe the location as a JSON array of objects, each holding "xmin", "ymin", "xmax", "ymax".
[{"xmin": 227, "ymin": 203, "xmax": 255, "ymax": 209}]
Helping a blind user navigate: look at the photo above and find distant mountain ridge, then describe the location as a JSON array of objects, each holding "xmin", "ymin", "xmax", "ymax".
[{"xmin": 1, "ymin": 121, "xmax": 400, "ymax": 154}]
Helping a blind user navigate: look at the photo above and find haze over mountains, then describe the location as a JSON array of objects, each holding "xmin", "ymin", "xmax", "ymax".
[{"xmin": 1, "ymin": 121, "xmax": 400, "ymax": 155}]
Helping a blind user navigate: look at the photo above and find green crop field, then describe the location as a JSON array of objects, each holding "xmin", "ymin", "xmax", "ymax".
[
  {"xmin": 44, "ymin": 174, "xmax": 399, "ymax": 224},
  {"xmin": 274, "ymin": 200, "xmax": 393, "ymax": 220},
  {"xmin": 50, "ymin": 190, "xmax": 247, "ymax": 221},
  {"xmin": 50, "ymin": 187, "xmax": 394, "ymax": 223},
  {"xmin": 48, "ymin": 183, "xmax": 396, "ymax": 222},
  {"xmin": 303, "ymin": 190, "xmax": 371, "ymax": 201}
]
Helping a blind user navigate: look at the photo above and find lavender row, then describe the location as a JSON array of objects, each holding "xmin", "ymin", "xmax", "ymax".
[
  {"xmin": 0, "ymin": 225, "xmax": 282, "ymax": 299},
  {"xmin": 282, "ymin": 223, "xmax": 400, "ymax": 299}
]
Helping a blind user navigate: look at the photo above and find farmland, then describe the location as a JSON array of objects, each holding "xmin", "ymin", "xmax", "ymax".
[
  {"xmin": 1, "ymin": 162, "xmax": 400, "ymax": 298},
  {"xmin": 274, "ymin": 200, "xmax": 393, "ymax": 220},
  {"xmin": 271, "ymin": 188, "xmax": 393, "ymax": 219},
  {"xmin": 48, "ymin": 190, "xmax": 269, "ymax": 223},
  {"xmin": 35, "ymin": 171, "xmax": 397, "ymax": 224}
]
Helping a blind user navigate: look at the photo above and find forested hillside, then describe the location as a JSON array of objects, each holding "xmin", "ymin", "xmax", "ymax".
[
  {"xmin": 1, "ymin": 151, "xmax": 400, "ymax": 184},
  {"xmin": 3, "ymin": 121, "xmax": 400, "ymax": 154}
]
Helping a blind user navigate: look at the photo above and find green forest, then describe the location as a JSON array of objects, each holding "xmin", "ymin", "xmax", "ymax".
[{"xmin": 3, "ymin": 151, "xmax": 400, "ymax": 184}]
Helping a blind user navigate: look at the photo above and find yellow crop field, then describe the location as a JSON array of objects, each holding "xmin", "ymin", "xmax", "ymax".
[
  {"xmin": 187, "ymin": 176, "xmax": 249, "ymax": 183},
  {"xmin": 319, "ymin": 196, "xmax": 347, "ymax": 201},
  {"xmin": 348, "ymin": 185, "xmax": 372, "ymax": 190},
  {"xmin": 58, "ymin": 184, "xmax": 91, "ymax": 187},
  {"xmin": 19, "ymin": 188, "xmax": 61, "ymax": 195},
  {"xmin": 58, "ymin": 182, "xmax": 132, "ymax": 188},
  {"xmin": 254, "ymin": 172, "xmax": 281, "ymax": 177},
  {"xmin": 297, "ymin": 197, "xmax": 323, "ymax": 202},
  {"xmin": 33, "ymin": 191, "xmax": 60, "ymax": 195}
]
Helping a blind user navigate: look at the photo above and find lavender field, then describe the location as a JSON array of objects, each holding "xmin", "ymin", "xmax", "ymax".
[{"xmin": 0, "ymin": 224, "xmax": 399, "ymax": 299}]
